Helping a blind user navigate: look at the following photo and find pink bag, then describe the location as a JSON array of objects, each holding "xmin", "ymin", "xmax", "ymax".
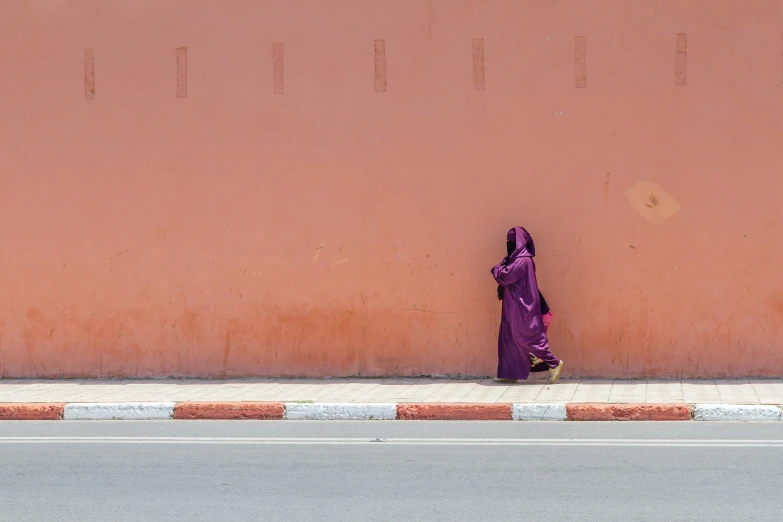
[{"xmin": 542, "ymin": 311, "xmax": 553, "ymax": 332}]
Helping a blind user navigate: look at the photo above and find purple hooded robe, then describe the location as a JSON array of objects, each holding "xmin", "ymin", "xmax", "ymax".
[{"xmin": 491, "ymin": 227, "xmax": 560, "ymax": 380}]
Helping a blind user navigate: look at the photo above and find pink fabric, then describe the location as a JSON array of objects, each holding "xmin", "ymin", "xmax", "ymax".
[{"xmin": 542, "ymin": 312, "xmax": 553, "ymax": 332}]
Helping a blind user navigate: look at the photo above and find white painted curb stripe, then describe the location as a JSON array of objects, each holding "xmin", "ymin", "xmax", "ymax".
[
  {"xmin": 63, "ymin": 402, "xmax": 176, "ymax": 420},
  {"xmin": 512, "ymin": 403, "xmax": 567, "ymax": 421},
  {"xmin": 694, "ymin": 404, "xmax": 782, "ymax": 422},
  {"xmin": 44, "ymin": 402, "xmax": 783, "ymax": 421},
  {"xmin": 284, "ymin": 403, "xmax": 397, "ymax": 420}
]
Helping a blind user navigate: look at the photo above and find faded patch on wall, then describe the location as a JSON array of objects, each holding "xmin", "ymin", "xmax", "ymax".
[
  {"xmin": 624, "ymin": 180, "xmax": 681, "ymax": 224},
  {"xmin": 273, "ymin": 42, "xmax": 284, "ymax": 94}
]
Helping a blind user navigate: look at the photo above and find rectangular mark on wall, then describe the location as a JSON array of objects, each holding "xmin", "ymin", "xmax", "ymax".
[
  {"xmin": 84, "ymin": 49, "xmax": 95, "ymax": 100},
  {"xmin": 273, "ymin": 43, "xmax": 284, "ymax": 94},
  {"xmin": 177, "ymin": 47, "xmax": 188, "ymax": 98},
  {"xmin": 675, "ymin": 33, "xmax": 687, "ymax": 86},
  {"xmin": 575, "ymin": 36, "xmax": 586, "ymax": 88},
  {"xmin": 374, "ymin": 39, "xmax": 387, "ymax": 92},
  {"xmin": 473, "ymin": 38, "xmax": 485, "ymax": 90}
]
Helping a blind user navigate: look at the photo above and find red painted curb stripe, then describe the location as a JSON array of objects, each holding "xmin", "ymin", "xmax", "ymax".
[
  {"xmin": 566, "ymin": 403, "xmax": 692, "ymax": 421},
  {"xmin": 0, "ymin": 403, "xmax": 701, "ymax": 421},
  {"xmin": 397, "ymin": 403, "xmax": 512, "ymax": 420},
  {"xmin": 173, "ymin": 402, "xmax": 285, "ymax": 420},
  {"xmin": 0, "ymin": 403, "xmax": 64, "ymax": 420}
]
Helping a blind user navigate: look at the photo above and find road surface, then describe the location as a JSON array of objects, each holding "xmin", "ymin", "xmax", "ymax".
[{"xmin": 0, "ymin": 421, "xmax": 781, "ymax": 521}]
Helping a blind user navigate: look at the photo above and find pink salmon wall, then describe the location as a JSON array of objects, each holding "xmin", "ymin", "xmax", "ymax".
[{"xmin": 1, "ymin": 0, "xmax": 782, "ymax": 378}]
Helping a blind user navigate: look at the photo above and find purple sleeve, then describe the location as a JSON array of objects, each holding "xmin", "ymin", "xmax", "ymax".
[{"xmin": 492, "ymin": 257, "xmax": 525, "ymax": 286}]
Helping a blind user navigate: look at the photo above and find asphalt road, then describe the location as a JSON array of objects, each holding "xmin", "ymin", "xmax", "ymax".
[{"xmin": 0, "ymin": 421, "xmax": 781, "ymax": 522}]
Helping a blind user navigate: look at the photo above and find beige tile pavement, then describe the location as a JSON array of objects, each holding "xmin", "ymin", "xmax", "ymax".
[
  {"xmin": 569, "ymin": 380, "xmax": 614, "ymax": 403},
  {"xmin": 0, "ymin": 378, "xmax": 781, "ymax": 404},
  {"xmin": 682, "ymin": 380, "xmax": 722, "ymax": 403}
]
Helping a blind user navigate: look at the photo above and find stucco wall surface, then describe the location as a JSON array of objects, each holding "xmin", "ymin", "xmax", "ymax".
[{"xmin": 1, "ymin": 0, "xmax": 781, "ymax": 377}]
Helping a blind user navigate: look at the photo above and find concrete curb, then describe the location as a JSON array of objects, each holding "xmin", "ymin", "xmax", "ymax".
[
  {"xmin": 512, "ymin": 403, "xmax": 567, "ymax": 421},
  {"xmin": 567, "ymin": 403, "xmax": 693, "ymax": 421},
  {"xmin": 1, "ymin": 402, "xmax": 781, "ymax": 421},
  {"xmin": 398, "ymin": 403, "xmax": 512, "ymax": 420},
  {"xmin": 284, "ymin": 403, "xmax": 397, "ymax": 420},
  {"xmin": 63, "ymin": 402, "xmax": 176, "ymax": 420},
  {"xmin": 174, "ymin": 402, "xmax": 284, "ymax": 420},
  {"xmin": 693, "ymin": 404, "xmax": 783, "ymax": 422},
  {"xmin": 0, "ymin": 403, "xmax": 64, "ymax": 420}
]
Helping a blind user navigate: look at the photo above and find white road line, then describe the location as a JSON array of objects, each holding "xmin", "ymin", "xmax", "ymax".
[{"xmin": 0, "ymin": 437, "xmax": 781, "ymax": 447}]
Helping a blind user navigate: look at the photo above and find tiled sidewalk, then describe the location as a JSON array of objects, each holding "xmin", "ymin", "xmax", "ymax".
[{"xmin": 0, "ymin": 378, "xmax": 781, "ymax": 405}]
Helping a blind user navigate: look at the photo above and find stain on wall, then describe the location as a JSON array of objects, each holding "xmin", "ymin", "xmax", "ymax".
[
  {"xmin": 83, "ymin": 48, "xmax": 95, "ymax": 100},
  {"xmin": 374, "ymin": 39, "xmax": 387, "ymax": 92},
  {"xmin": 176, "ymin": 46, "xmax": 187, "ymax": 98},
  {"xmin": 574, "ymin": 36, "xmax": 586, "ymax": 88},
  {"xmin": 273, "ymin": 42, "xmax": 284, "ymax": 95},
  {"xmin": 675, "ymin": 33, "xmax": 687, "ymax": 86},
  {"xmin": 624, "ymin": 181, "xmax": 681, "ymax": 224},
  {"xmin": 0, "ymin": 0, "xmax": 781, "ymax": 378},
  {"xmin": 472, "ymin": 38, "xmax": 485, "ymax": 90}
]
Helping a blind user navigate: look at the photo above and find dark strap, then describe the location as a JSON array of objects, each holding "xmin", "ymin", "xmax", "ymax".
[{"xmin": 538, "ymin": 290, "xmax": 550, "ymax": 315}]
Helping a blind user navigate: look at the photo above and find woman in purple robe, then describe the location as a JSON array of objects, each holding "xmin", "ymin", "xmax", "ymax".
[{"xmin": 491, "ymin": 226, "xmax": 564, "ymax": 383}]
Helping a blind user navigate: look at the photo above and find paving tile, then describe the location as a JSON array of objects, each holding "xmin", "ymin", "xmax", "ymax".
[
  {"xmin": 280, "ymin": 382, "xmax": 350, "ymax": 402},
  {"xmin": 351, "ymin": 380, "xmax": 422, "ymax": 402},
  {"xmin": 0, "ymin": 383, "xmax": 53, "ymax": 400},
  {"xmin": 161, "ymin": 385, "xmax": 236, "ymax": 401},
  {"xmin": 645, "ymin": 381, "xmax": 684, "ymax": 403},
  {"xmin": 0, "ymin": 378, "xmax": 776, "ymax": 405},
  {"xmin": 608, "ymin": 381, "xmax": 647, "ymax": 403},
  {"xmin": 570, "ymin": 380, "xmax": 613, "ymax": 403},
  {"xmin": 0, "ymin": 384, "xmax": 43, "ymax": 397},
  {"xmin": 681, "ymin": 381, "xmax": 721, "ymax": 403},
  {"xmin": 422, "ymin": 381, "xmax": 480, "ymax": 402},
  {"xmin": 315, "ymin": 381, "xmax": 382, "ymax": 402},
  {"xmin": 261, "ymin": 383, "xmax": 321, "ymax": 401},
  {"xmin": 497, "ymin": 384, "xmax": 546, "ymax": 403},
  {"xmin": 715, "ymin": 380, "xmax": 760, "ymax": 405},
  {"xmin": 392, "ymin": 380, "xmax": 452, "ymax": 403},
  {"xmin": 534, "ymin": 381, "xmax": 578, "ymax": 403},
  {"xmin": 749, "ymin": 380, "xmax": 783, "ymax": 405},
  {"xmin": 460, "ymin": 381, "xmax": 513, "ymax": 403}
]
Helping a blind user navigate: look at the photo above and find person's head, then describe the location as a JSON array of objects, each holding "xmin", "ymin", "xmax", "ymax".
[{"xmin": 506, "ymin": 227, "xmax": 536, "ymax": 258}]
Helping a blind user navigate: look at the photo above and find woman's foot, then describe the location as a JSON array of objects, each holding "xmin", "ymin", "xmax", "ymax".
[
  {"xmin": 529, "ymin": 353, "xmax": 544, "ymax": 367},
  {"xmin": 493, "ymin": 377, "xmax": 524, "ymax": 384},
  {"xmin": 548, "ymin": 360, "xmax": 564, "ymax": 384}
]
